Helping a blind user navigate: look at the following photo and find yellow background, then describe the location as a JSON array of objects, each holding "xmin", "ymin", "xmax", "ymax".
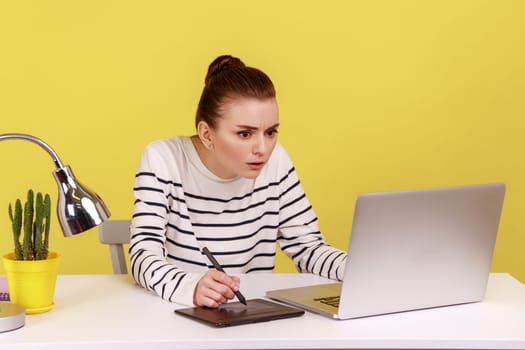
[{"xmin": 0, "ymin": 1, "xmax": 524, "ymax": 283}]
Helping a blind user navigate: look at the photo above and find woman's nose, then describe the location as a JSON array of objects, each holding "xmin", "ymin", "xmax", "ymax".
[{"xmin": 252, "ymin": 135, "xmax": 267, "ymax": 155}]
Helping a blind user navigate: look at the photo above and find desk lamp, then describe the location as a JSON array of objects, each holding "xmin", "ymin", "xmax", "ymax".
[{"xmin": 0, "ymin": 133, "xmax": 111, "ymax": 332}]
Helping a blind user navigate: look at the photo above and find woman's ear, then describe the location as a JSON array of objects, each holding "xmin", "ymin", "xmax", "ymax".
[{"xmin": 197, "ymin": 121, "xmax": 214, "ymax": 150}]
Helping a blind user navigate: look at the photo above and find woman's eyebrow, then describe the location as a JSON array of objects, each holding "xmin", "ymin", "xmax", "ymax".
[
  {"xmin": 235, "ymin": 123, "xmax": 280, "ymax": 131},
  {"xmin": 235, "ymin": 124, "xmax": 258, "ymax": 130}
]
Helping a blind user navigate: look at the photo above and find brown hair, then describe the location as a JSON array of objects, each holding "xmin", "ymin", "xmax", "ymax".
[{"xmin": 195, "ymin": 55, "xmax": 276, "ymax": 129}]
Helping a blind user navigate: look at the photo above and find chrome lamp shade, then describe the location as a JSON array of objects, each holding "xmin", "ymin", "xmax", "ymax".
[{"xmin": 54, "ymin": 165, "xmax": 110, "ymax": 237}]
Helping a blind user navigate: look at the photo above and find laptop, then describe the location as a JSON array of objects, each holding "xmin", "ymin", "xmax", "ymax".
[{"xmin": 266, "ymin": 183, "xmax": 506, "ymax": 319}]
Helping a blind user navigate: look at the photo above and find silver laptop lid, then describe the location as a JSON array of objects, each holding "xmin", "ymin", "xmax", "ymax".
[{"xmin": 338, "ymin": 183, "xmax": 505, "ymax": 319}]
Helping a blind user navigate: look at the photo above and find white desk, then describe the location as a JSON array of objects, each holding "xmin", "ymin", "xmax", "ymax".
[{"xmin": 0, "ymin": 273, "xmax": 524, "ymax": 350}]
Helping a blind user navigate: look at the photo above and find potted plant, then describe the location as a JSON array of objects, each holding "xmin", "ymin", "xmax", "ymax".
[{"xmin": 2, "ymin": 189, "xmax": 61, "ymax": 314}]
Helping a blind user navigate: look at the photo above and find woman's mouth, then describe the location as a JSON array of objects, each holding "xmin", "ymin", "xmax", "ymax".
[{"xmin": 247, "ymin": 162, "xmax": 265, "ymax": 170}]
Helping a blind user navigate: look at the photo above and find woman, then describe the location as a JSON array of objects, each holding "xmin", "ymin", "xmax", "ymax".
[{"xmin": 130, "ymin": 55, "xmax": 347, "ymax": 307}]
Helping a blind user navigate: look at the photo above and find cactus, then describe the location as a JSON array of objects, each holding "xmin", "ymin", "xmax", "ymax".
[
  {"xmin": 42, "ymin": 193, "xmax": 51, "ymax": 259},
  {"xmin": 33, "ymin": 192, "xmax": 44, "ymax": 260},
  {"xmin": 7, "ymin": 189, "xmax": 51, "ymax": 261},
  {"xmin": 8, "ymin": 200, "xmax": 23, "ymax": 260},
  {"xmin": 22, "ymin": 190, "xmax": 34, "ymax": 260}
]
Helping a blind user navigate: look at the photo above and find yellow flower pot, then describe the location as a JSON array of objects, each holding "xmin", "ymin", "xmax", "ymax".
[{"xmin": 2, "ymin": 252, "xmax": 61, "ymax": 314}]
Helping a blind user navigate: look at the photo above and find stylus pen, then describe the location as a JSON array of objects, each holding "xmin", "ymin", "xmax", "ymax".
[{"xmin": 202, "ymin": 246, "xmax": 247, "ymax": 305}]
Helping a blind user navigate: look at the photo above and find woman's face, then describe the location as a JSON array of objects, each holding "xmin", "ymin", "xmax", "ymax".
[{"xmin": 206, "ymin": 97, "xmax": 279, "ymax": 179}]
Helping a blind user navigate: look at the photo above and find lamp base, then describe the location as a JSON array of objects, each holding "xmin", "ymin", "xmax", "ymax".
[{"xmin": 0, "ymin": 302, "xmax": 25, "ymax": 332}]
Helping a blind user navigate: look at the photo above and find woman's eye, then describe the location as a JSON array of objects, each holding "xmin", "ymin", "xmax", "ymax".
[
  {"xmin": 238, "ymin": 131, "xmax": 250, "ymax": 138},
  {"xmin": 267, "ymin": 129, "xmax": 278, "ymax": 137}
]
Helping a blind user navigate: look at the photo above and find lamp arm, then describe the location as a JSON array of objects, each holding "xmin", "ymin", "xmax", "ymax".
[{"xmin": 0, "ymin": 133, "xmax": 64, "ymax": 169}]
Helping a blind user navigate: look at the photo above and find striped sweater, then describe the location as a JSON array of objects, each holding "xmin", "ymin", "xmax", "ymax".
[{"xmin": 130, "ymin": 136, "xmax": 347, "ymax": 305}]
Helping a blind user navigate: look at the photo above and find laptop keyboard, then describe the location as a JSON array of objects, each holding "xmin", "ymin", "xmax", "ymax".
[{"xmin": 314, "ymin": 296, "xmax": 340, "ymax": 308}]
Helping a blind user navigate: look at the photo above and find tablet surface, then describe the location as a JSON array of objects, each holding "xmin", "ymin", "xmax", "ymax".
[{"xmin": 174, "ymin": 298, "xmax": 305, "ymax": 327}]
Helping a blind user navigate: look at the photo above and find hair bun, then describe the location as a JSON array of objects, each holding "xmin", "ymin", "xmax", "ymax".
[{"xmin": 205, "ymin": 55, "xmax": 245, "ymax": 84}]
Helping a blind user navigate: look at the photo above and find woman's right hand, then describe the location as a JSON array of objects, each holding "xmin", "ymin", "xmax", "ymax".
[{"xmin": 193, "ymin": 269, "xmax": 241, "ymax": 308}]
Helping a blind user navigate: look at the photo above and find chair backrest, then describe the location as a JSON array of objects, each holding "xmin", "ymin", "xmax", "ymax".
[{"xmin": 98, "ymin": 220, "xmax": 131, "ymax": 274}]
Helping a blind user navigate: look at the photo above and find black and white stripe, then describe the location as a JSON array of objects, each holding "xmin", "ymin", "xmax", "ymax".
[{"xmin": 129, "ymin": 137, "xmax": 346, "ymax": 304}]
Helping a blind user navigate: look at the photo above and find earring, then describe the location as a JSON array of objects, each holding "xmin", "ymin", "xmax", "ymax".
[{"xmin": 208, "ymin": 143, "xmax": 214, "ymax": 150}]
